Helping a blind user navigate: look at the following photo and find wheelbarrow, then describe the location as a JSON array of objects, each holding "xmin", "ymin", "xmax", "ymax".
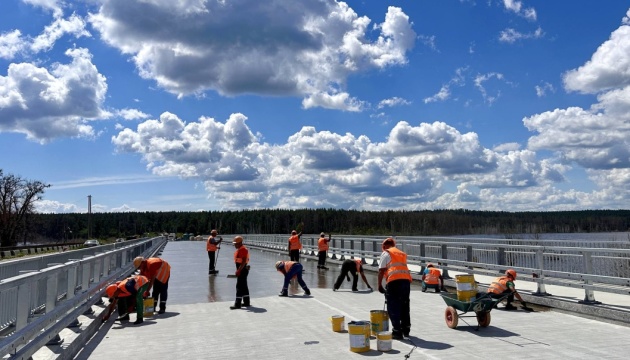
[{"xmin": 441, "ymin": 292, "xmax": 507, "ymax": 329}]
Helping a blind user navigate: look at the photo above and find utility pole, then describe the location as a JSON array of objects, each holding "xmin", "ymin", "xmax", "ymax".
[{"xmin": 88, "ymin": 195, "xmax": 92, "ymax": 239}]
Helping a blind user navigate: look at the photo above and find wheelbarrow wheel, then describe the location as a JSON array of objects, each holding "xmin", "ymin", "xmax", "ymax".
[
  {"xmin": 476, "ymin": 311, "xmax": 491, "ymax": 327},
  {"xmin": 445, "ymin": 306, "xmax": 459, "ymax": 329}
]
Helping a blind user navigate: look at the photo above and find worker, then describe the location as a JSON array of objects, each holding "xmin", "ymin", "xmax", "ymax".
[
  {"xmin": 133, "ymin": 256, "xmax": 171, "ymax": 314},
  {"xmin": 421, "ymin": 263, "xmax": 446, "ymax": 293},
  {"xmin": 102, "ymin": 275, "xmax": 150, "ymax": 325},
  {"xmin": 287, "ymin": 229, "xmax": 302, "ymax": 262},
  {"xmin": 207, "ymin": 229, "xmax": 223, "ymax": 274},
  {"xmin": 317, "ymin": 232, "xmax": 331, "ymax": 269},
  {"xmin": 377, "ymin": 238, "xmax": 412, "ymax": 340},
  {"xmin": 275, "ymin": 260, "xmax": 311, "ymax": 297},
  {"xmin": 333, "ymin": 259, "xmax": 373, "ymax": 292},
  {"xmin": 230, "ymin": 236, "xmax": 251, "ymax": 309},
  {"xmin": 487, "ymin": 269, "xmax": 527, "ymax": 310}
]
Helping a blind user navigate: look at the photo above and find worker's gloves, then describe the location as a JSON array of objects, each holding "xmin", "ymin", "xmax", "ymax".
[{"xmin": 378, "ymin": 285, "xmax": 386, "ymax": 294}]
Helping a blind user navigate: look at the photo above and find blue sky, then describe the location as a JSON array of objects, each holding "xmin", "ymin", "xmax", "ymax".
[{"xmin": 2, "ymin": 0, "xmax": 630, "ymax": 213}]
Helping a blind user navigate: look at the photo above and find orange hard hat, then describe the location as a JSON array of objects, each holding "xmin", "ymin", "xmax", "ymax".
[
  {"xmin": 133, "ymin": 256, "xmax": 144, "ymax": 268},
  {"xmin": 427, "ymin": 263, "xmax": 434, "ymax": 268},
  {"xmin": 105, "ymin": 284, "xmax": 118, "ymax": 298},
  {"xmin": 291, "ymin": 230, "xmax": 297, "ymax": 235},
  {"xmin": 506, "ymin": 269, "xmax": 517, "ymax": 280}
]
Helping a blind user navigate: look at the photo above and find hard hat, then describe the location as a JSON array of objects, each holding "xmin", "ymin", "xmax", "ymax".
[
  {"xmin": 382, "ymin": 237, "xmax": 396, "ymax": 250},
  {"xmin": 233, "ymin": 236, "xmax": 243, "ymax": 244},
  {"xmin": 427, "ymin": 263, "xmax": 434, "ymax": 268},
  {"xmin": 275, "ymin": 261, "xmax": 284, "ymax": 269},
  {"xmin": 291, "ymin": 230, "xmax": 297, "ymax": 235},
  {"xmin": 105, "ymin": 284, "xmax": 117, "ymax": 298},
  {"xmin": 133, "ymin": 256, "xmax": 144, "ymax": 268},
  {"xmin": 320, "ymin": 232, "xmax": 325, "ymax": 236},
  {"xmin": 506, "ymin": 269, "xmax": 517, "ymax": 280},
  {"xmin": 211, "ymin": 229, "xmax": 218, "ymax": 235}
]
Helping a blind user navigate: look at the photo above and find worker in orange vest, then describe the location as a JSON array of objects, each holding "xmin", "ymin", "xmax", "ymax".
[
  {"xmin": 377, "ymin": 238, "xmax": 412, "ymax": 340},
  {"xmin": 207, "ymin": 229, "xmax": 223, "ymax": 274},
  {"xmin": 421, "ymin": 263, "xmax": 446, "ymax": 293},
  {"xmin": 317, "ymin": 232, "xmax": 331, "ymax": 269},
  {"xmin": 230, "ymin": 236, "xmax": 251, "ymax": 309},
  {"xmin": 102, "ymin": 275, "xmax": 150, "ymax": 325},
  {"xmin": 275, "ymin": 260, "xmax": 311, "ymax": 297},
  {"xmin": 134, "ymin": 256, "xmax": 171, "ymax": 314},
  {"xmin": 333, "ymin": 259, "xmax": 373, "ymax": 292},
  {"xmin": 287, "ymin": 229, "xmax": 302, "ymax": 262},
  {"xmin": 487, "ymin": 269, "xmax": 527, "ymax": 310}
]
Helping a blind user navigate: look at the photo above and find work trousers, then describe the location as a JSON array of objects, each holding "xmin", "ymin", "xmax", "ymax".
[
  {"xmin": 152, "ymin": 277, "xmax": 169, "ymax": 310},
  {"xmin": 208, "ymin": 251, "xmax": 217, "ymax": 271},
  {"xmin": 334, "ymin": 260, "xmax": 358, "ymax": 290},
  {"xmin": 119, "ymin": 282, "xmax": 150, "ymax": 320},
  {"xmin": 489, "ymin": 290, "xmax": 514, "ymax": 304},
  {"xmin": 283, "ymin": 263, "xmax": 306, "ymax": 290},
  {"xmin": 317, "ymin": 250, "xmax": 327, "ymax": 266},
  {"xmin": 235, "ymin": 264, "xmax": 250, "ymax": 306},
  {"xmin": 386, "ymin": 279, "xmax": 411, "ymax": 334},
  {"xmin": 289, "ymin": 249, "xmax": 300, "ymax": 263}
]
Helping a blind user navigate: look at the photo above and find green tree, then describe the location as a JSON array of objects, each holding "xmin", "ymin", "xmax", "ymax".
[{"xmin": 0, "ymin": 169, "xmax": 50, "ymax": 246}]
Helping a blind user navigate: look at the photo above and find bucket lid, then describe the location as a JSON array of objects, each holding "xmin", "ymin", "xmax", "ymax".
[{"xmin": 348, "ymin": 320, "xmax": 369, "ymax": 325}]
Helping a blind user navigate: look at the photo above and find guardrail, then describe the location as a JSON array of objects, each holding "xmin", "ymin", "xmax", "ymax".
[
  {"xmin": 0, "ymin": 236, "xmax": 167, "ymax": 360},
  {"xmin": 245, "ymin": 234, "xmax": 630, "ymax": 304}
]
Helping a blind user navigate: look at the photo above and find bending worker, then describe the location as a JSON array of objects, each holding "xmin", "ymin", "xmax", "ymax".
[
  {"xmin": 207, "ymin": 229, "xmax": 223, "ymax": 274},
  {"xmin": 230, "ymin": 236, "xmax": 251, "ymax": 309},
  {"xmin": 134, "ymin": 256, "xmax": 171, "ymax": 314},
  {"xmin": 487, "ymin": 269, "xmax": 527, "ymax": 310},
  {"xmin": 421, "ymin": 263, "xmax": 446, "ymax": 293},
  {"xmin": 317, "ymin": 232, "xmax": 331, "ymax": 269},
  {"xmin": 287, "ymin": 230, "xmax": 302, "ymax": 262},
  {"xmin": 333, "ymin": 259, "xmax": 373, "ymax": 292},
  {"xmin": 377, "ymin": 238, "xmax": 412, "ymax": 340},
  {"xmin": 275, "ymin": 260, "xmax": 311, "ymax": 297},
  {"xmin": 102, "ymin": 274, "xmax": 150, "ymax": 325}
]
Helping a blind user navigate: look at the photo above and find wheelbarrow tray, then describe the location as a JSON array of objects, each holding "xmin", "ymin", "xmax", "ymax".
[{"xmin": 440, "ymin": 293, "xmax": 497, "ymax": 313}]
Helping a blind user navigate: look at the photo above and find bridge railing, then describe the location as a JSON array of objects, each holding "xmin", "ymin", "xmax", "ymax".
[
  {"xmin": 0, "ymin": 237, "xmax": 167, "ymax": 360},
  {"xmin": 245, "ymin": 234, "xmax": 630, "ymax": 304}
]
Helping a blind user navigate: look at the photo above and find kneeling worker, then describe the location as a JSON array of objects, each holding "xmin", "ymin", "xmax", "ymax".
[
  {"xmin": 333, "ymin": 259, "xmax": 372, "ymax": 292},
  {"xmin": 275, "ymin": 260, "xmax": 311, "ymax": 297},
  {"xmin": 102, "ymin": 274, "xmax": 150, "ymax": 324},
  {"xmin": 421, "ymin": 263, "xmax": 446, "ymax": 292},
  {"xmin": 487, "ymin": 269, "xmax": 527, "ymax": 310}
]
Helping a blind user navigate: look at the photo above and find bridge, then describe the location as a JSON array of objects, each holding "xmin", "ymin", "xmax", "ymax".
[{"xmin": 1, "ymin": 236, "xmax": 630, "ymax": 359}]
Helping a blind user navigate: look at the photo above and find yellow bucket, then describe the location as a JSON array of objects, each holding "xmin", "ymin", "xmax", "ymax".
[
  {"xmin": 455, "ymin": 274, "xmax": 477, "ymax": 302},
  {"xmin": 143, "ymin": 298, "xmax": 155, "ymax": 317},
  {"xmin": 377, "ymin": 331, "xmax": 392, "ymax": 352},
  {"xmin": 330, "ymin": 315, "xmax": 345, "ymax": 332},
  {"xmin": 370, "ymin": 310, "xmax": 389, "ymax": 336},
  {"xmin": 348, "ymin": 321, "xmax": 371, "ymax": 353}
]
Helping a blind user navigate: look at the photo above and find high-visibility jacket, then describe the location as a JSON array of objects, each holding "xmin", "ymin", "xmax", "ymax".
[
  {"xmin": 354, "ymin": 259, "xmax": 363, "ymax": 272},
  {"xmin": 234, "ymin": 246, "xmax": 250, "ymax": 264},
  {"xmin": 207, "ymin": 236, "xmax": 219, "ymax": 251},
  {"xmin": 289, "ymin": 235, "xmax": 302, "ymax": 250},
  {"xmin": 318, "ymin": 237, "xmax": 329, "ymax": 251},
  {"xmin": 424, "ymin": 268, "xmax": 441, "ymax": 285},
  {"xmin": 385, "ymin": 247, "xmax": 412, "ymax": 283},
  {"xmin": 141, "ymin": 258, "xmax": 171, "ymax": 283},
  {"xmin": 488, "ymin": 276, "xmax": 510, "ymax": 294},
  {"xmin": 118, "ymin": 275, "xmax": 148, "ymax": 296},
  {"xmin": 281, "ymin": 261, "xmax": 297, "ymax": 273}
]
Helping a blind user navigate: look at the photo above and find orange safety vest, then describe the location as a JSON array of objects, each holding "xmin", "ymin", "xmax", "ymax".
[
  {"xmin": 424, "ymin": 268, "xmax": 441, "ymax": 285},
  {"xmin": 282, "ymin": 261, "xmax": 297, "ymax": 273},
  {"xmin": 118, "ymin": 275, "xmax": 148, "ymax": 295},
  {"xmin": 234, "ymin": 246, "xmax": 250, "ymax": 264},
  {"xmin": 385, "ymin": 247, "xmax": 412, "ymax": 283},
  {"xmin": 142, "ymin": 258, "xmax": 171, "ymax": 283},
  {"xmin": 488, "ymin": 276, "xmax": 510, "ymax": 294},
  {"xmin": 318, "ymin": 237, "xmax": 329, "ymax": 251},
  {"xmin": 207, "ymin": 236, "xmax": 219, "ymax": 251},
  {"xmin": 354, "ymin": 259, "xmax": 363, "ymax": 272},
  {"xmin": 289, "ymin": 235, "xmax": 302, "ymax": 250}
]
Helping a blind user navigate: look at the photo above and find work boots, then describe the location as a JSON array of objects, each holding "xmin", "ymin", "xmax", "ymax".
[
  {"xmin": 303, "ymin": 287, "xmax": 311, "ymax": 296},
  {"xmin": 392, "ymin": 329, "xmax": 403, "ymax": 340},
  {"xmin": 116, "ymin": 314, "xmax": 130, "ymax": 322},
  {"xmin": 230, "ymin": 298, "xmax": 242, "ymax": 310},
  {"xmin": 158, "ymin": 302, "xmax": 166, "ymax": 314},
  {"xmin": 278, "ymin": 289, "xmax": 288, "ymax": 297}
]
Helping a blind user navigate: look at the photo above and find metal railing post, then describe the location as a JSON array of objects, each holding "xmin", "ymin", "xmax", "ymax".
[
  {"xmin": 340, "ymin": 239, "xmax": 345, "ymax": 261},
  {"xmin": 579, "ymin": 251, "xmax": 601, "ymax": 304},
  {"xmin": 331, "ymin": 238, "xmax": 337, "ymax": 260},
  {"xmin": 350, "ymin": 239, "xmax": 355, "ymax": 259},
  {"xmin": 360, "ymin": 240, "xmax": 367, "ymax": 264},
  {"xmin": 372, "ymin": 240, "xmax": 379, "ymax": 266},
  {"xmin": 441, "ymin": 244, "xmax": 450, "ymax": 279},
  {"xmin": 533, "ymin": 248, "xmax": 551, "ymax": 296},
  {"xmin": 466, "ymin": 245, "xmax": 473, "ymax": 270}
]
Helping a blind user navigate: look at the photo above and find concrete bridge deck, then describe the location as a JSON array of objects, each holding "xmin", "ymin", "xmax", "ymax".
[{"xmin": 66, "ymin": 241, "xmax": 630, "ymax": 360}]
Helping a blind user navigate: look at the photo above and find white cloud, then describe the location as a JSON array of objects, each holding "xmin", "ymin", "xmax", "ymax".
[
  {"xmin": 424, "ymin": 85, "xmax": 450, "ymax": 103},
  {"xmin": 23, "ymin": 0, "xmax": 64, "ymax": 18},
  {"xmin": 418, "ymin": 34, "xmax": 438, "ymax": 51},
  {"xmin": 89, "ymin": 2, "xmax": 415, "ymax": 110},
  {"xmin": 499, "ymin": 27, "xmax": 544, "ymax": 43},
  {"xmin": 535, "ymin": 82, "xmax": 555, "ymax": 97},
  {"xmin": 474, "ymin": 72, "xmax": 506, "ymax": 104},
  {"xmin": 493, "ymin": 142, "xmax": 521, "ymax": 152},
  {"xmin": 30, "ymin": 14, "xmax": 91, "ymax": 53},
  {"xmin": 377, "ymin": 97, "xmax": 411, "ymax": 108},
  {"xmin": 0, "ymin": 47, "xmax": 109, "ymax": 143},
  {"xmin": 501, "ymin": 0, "xmax": 537, "ymax": 21},
  {"xmin": 35, "ymin": 199, "xmax": 79, "ymax": 213},
  {"xmin": 0, "ymin": 30, "xmax": 26, "ymax": 59},
  {"xmin": 117, "ymin": 108, "xmax": 151, "ymax": 120}
]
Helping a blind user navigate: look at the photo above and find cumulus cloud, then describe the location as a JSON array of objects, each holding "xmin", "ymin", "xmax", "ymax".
[
  {"xmin": 377, "ymin": 97, "xmax": 411, "ymax": 108},
  {"xmin": 499, "ymin": 27, "xmax": 544, "ymax": 43},
  {"xmin": 501, "ymin": 0, "xmax": 537, "ymax": 21},
  {"xmin": 35, "ymin": 199, "xmax": 79, "ymax": 213},
  {"xmin": 424, "ymin": 67, "xmax": 467, "ymax": 104},
  {"xmin": 117, "ymin": 108, "xmax": 151, "ymax": 120},
  {"xmin": 88, "ymin": 1, "xmax": 415, "ymax": 110},
  {"xmin": 0, "ymin": 47, "xmax": 109, "ymax": 143},
  {"xmin": 535, "ymin": 82, "xmax": 555, "ymax": 97},
  {"xmin": 23, "ymin": 0, "xmax": 64, "ymax": 18},
  {"xmin": 0, "ymin": 30, "xmax": 25, "ymax": 59},
  {"xmin": 30, "ymin": 14, "xmax": 91, "ymax": 53},
  {"xmin": 474, "ymin": 72, "xmax": 506, "ymax": 104}
]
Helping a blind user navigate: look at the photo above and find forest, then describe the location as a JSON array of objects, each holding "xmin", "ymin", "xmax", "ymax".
[{"xmin": 20, "ymin": 208, "xmax": 630, "ymax": 243}]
